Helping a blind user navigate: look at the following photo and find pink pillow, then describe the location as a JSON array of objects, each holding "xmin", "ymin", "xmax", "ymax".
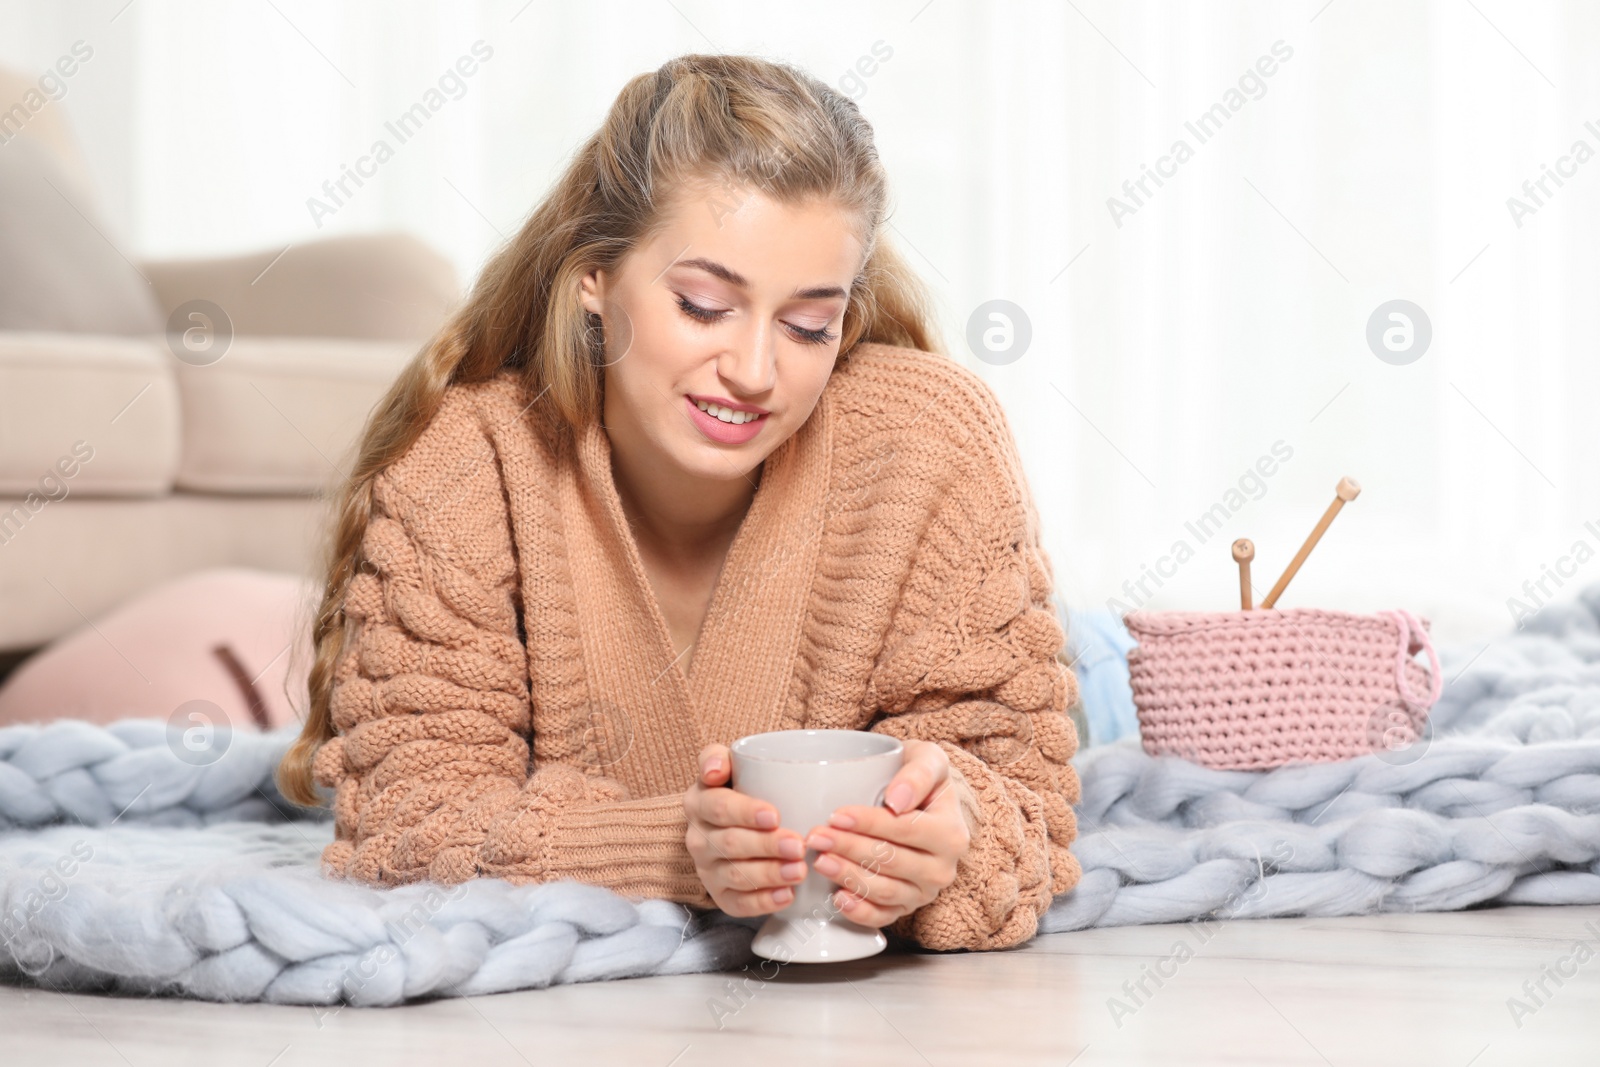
[{"xmin": 0, "ymin": 567, "xmax": 319, "ymax": 731}]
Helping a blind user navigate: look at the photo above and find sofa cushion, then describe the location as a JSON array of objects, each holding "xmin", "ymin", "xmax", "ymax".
[
  {"xmin": 0, "ymin": 64, "xmax": 101, "ymax": 214},
  {"xmin": 0, "ymin": 566, "xmax": 316, "ymax": 730},
  {"xmin": 173, "ymin": 336, "xmax": 418, "ymax": 494},
  {"xmin": 0, "ymin": 135, "xmax": 165, "ymax": 335},
  {"xmin": 0, "ymin": 493, "xmax": 325, "ymax": 649},
  {"xmin": 0, "ymin": 332, "xmax": 180, "ymax": 497},
  {"xmin": 142, "ymin": 233, "xmax": 460, "ymax": 341}
]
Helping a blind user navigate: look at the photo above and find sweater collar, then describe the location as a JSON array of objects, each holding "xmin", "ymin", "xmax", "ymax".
[{"xmin": 572, "ymin": 388, "xmax": 834, "ymax": 757}]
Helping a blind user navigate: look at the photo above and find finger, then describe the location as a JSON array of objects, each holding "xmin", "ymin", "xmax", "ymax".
[
  {"xmin": 830, "ymin": 886, "xmax": 906, "ymax": 929},
  {"xmin": 695, "ymin": 784, "xmax": 780, "ymax": 831},
  {"xmin": 803, "ymin": 826, "xmax": 941, "ymax": 884},
  {"xmin": 823, "ymin": 783, "xmax": 958, "ymax": 851},
  {"xmin": 881, "ymin": 739, "xmax": 949, "ymax": 815},
  {"xmin": 688, "ymin": 824, "xmax": 799, "ymax": 901},
  {"xmin": 705, "ymin": 824, "xmax": 807, "ymax": 862},
  {"xmin": 697, "ymin": 743, "xmax": 732, "ymax": 786},
  {"xmin": 720, "ymin": 883, "xmax": 797, "ymax": 918},
  {"xmin": 686, "ymin": 826, "xmax": 778, "ymax": 895},
  {"xmin": 694, "ymin": 831, "xmax": 806, "ymax": 908},
  {"xmin": 707, "ymin": 767, "xmax": 787, "ymax": 831},
  {"xmin": 714, "ymin": 856, "xmax": 810, "ymax": 892},
  {"xmin": 814, "ymin": 848, "xmax": 922, "ymax": 912}
]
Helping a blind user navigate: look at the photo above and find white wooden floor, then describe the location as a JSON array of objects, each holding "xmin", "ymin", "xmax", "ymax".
[{"xmin": 3, "ymin": 905, "xmax": 1596, "ymax": 1066}]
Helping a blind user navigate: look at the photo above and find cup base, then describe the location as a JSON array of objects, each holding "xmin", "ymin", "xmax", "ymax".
[{"xmin": 751, "ymin": 915, "xmax": 888, "ymax": 964}]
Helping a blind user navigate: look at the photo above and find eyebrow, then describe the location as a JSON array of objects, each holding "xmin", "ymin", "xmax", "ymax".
[{"xmin": 673, "ymin": 256, "xmax": 848, "ymax": 301}]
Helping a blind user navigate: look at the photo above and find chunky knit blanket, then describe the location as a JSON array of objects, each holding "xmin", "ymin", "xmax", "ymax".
[{"xmin": 4, "ymin": 588, "xmax": 1599, "ymax": 1004}]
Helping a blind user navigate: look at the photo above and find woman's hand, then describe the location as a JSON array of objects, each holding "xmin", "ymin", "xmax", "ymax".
[
  {"xmin": 803, "ymin": 739, "xmax": 974, "ymax": 929},
  {"xmin": 683, "ymin": 742, "xmax": 810, "ymax": 917}
]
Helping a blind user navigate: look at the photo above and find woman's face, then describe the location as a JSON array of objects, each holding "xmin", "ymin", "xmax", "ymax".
[{"xmin": 579, "ymin": 183, "xmax": 864, "ymax": 483}]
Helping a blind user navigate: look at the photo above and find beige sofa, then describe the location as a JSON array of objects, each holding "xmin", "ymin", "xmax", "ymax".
[{"xmin": 0, "ymin": 67, "xmax": 460, "ymax": 654}]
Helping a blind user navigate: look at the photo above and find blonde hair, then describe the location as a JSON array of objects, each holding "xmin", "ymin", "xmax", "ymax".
[{"xmin": 277, "ymin": 52, "xmax": 942, "ymax": 807}]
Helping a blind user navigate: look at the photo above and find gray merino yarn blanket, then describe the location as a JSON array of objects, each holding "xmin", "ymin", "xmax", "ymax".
[{"xmin": 4, "ymin": 589, "xmax": 1600, "ymax": 1005}]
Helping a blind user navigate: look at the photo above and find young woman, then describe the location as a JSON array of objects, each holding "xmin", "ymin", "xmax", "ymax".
[{"xmin": 277, "ymin": 53, "xmax": 1082, "ymax": 953}]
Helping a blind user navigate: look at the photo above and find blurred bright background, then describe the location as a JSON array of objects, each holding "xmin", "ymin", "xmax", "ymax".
[{"xmin": 3, "ymin": 0, "xmax": 1597, "ymax": 644}]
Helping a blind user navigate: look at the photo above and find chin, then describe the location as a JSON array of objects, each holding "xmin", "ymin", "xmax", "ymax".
[
  {"xmin": 686, "ymin": 445, "xmax": 767, "ymax": 481},
  {"xmin": 678, "ymin": 430, "xmax": 779, "ymax": 478}
]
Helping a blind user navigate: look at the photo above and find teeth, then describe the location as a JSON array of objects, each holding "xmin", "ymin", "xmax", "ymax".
[{"xmin": 694, "ymin": 399, "xmax": 762, "ymax": 425}]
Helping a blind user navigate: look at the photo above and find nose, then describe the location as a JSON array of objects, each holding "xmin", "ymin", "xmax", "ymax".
[{"xmin": 716, "ymin": 320, "xmax": 778, "ymax": 399}]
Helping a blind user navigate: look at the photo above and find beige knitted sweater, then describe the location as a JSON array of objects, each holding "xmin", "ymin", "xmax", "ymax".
[{"xmin": 312, "ymin": 341, "xmax": 1083, "ymax": 951}]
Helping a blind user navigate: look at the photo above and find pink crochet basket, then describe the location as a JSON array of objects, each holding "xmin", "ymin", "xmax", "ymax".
[{"xmin": 1123, "ymin": 607, "xmax": 1444, "ymax": 771}]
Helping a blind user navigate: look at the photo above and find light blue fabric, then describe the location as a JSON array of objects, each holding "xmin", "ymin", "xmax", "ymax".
[
  {"xmin": 1063, "ymin": 605, "xmax": 1140, "ymax": 746},
  {"xmin": 4, "ymin": 587, "xmax": 1600, "ymax": 1004}
]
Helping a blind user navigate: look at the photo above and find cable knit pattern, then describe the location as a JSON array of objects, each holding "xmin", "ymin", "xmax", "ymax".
[
  {"xmin": 311, "ymin": 342, "xmax": 1081, "ymax": 948},
  {"xmin": 862, "ymin": 359, "xmax": 1083, "ymax": 951},
  {"xmin": 313, "ymin": 391, "xmax": 710, "ymax": 904}
]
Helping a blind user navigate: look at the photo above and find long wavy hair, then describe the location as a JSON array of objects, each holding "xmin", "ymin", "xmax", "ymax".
[{"xmin": 276, "ymin": 52, "xmax": 943, "ymax": 807}]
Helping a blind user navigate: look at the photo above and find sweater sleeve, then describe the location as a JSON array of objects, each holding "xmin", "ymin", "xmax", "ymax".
[
  {"xmin": 312, "ymin": 401, "xmax": 713, "ymax": 908},
  {"xmin": 865, "ymin": 378, "xmax": 1083, "ymax": 952}
]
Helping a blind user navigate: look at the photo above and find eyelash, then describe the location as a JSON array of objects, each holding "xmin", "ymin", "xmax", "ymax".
[{"xmin": 675, "ymin": 294, "xmax": 837, "ymax": 346}]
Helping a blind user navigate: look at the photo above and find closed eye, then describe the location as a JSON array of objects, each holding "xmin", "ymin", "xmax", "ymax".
[{"xmin": 675, "ymin": 294, "xmax": 838, "ymax": 347}]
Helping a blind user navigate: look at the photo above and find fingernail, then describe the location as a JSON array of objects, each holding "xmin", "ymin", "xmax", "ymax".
[
  {"xmin": 806, "ymin": 833, "xmax": 834, "ymax": 852},
  {"xmin": 774, "ymin": 887, "xmax": 794, "ymax": 904},
  {"xmin": 756, "ymin": 809, "xmax": 778, "ymax": 829},
  {"xmin": 814, "ymin": 853, "xmax": 841, "ymax": 876},
  {"xmin": 834, "ymin": 891, "xmax": 855, "ymax": 911},
  {"xmin": 886, "ymin": 783, "xmax": 913, "ymax": 813},
  {"xmin": 778, "ymin": 837, "xmax": 804, "ymax": 860},
  {"xmin": 829, "ymin": 811, "xmax": 855, "ymax": 830},
  {"xmin": 780, "ymin": 861, "xmax": 806, "ymax": 881},
  {"xmin": 705, "ymin": 758, "xmax": 722, "ymax": 775}
]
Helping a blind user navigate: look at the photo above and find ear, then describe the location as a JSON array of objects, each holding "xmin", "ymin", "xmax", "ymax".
[{"xmin": 578, "ymin": 268, "xmax": 605, "ymax": 316}]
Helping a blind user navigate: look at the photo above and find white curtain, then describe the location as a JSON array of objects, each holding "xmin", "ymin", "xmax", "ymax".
[{"xmin": 3, "ymin": 0, "xmax": 1595, "ymax": 641}]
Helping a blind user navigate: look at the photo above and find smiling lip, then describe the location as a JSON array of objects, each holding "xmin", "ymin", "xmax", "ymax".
[
  {"xmin": 685, "ymin": 395, "xmax": 767, "ymax": 445},
  {"xmin": 687, "ymin": 393, "xmax": 770, "ymax": 415}
]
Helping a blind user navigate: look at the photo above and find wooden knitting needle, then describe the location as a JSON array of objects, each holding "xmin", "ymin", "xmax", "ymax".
[
  {"xmin": 1232, "ymin": 539, "xmax": 1254, "ymax": 610},
  {"xmin": 1260, "ymin": 477, "xmax": 1361, "ymax": 609}
]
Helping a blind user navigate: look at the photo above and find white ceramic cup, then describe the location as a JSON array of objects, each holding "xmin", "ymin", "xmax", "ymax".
[{"xmin": 728, "ymin": 728, "xmax": 905, "ymax": 963}]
